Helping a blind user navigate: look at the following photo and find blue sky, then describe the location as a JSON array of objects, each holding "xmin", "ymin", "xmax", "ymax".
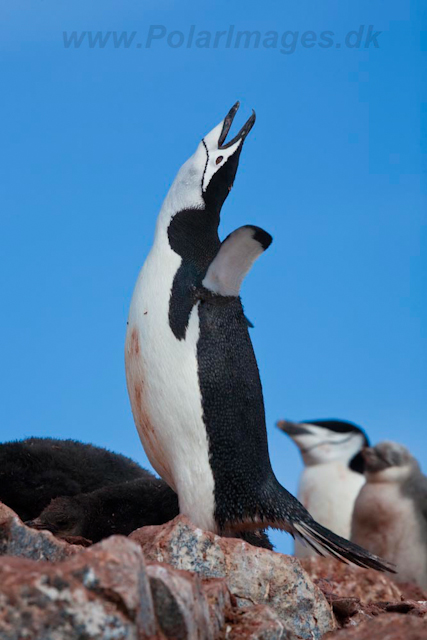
[{"xmin": 1, "ymin": 1, "xmax": 425, "ymax": 553}]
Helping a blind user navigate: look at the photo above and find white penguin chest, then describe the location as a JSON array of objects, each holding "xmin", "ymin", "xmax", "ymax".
[
  {"xmin": 125, "ymin": 241, "xmax": 216, "ymax": 531},
  {"xmin": 294, "ymin": 463, "xmax": 364, "ymax": 558}
]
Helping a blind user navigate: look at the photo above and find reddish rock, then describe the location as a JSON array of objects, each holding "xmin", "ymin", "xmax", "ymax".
[
  {"xmin": 0, "ymin": 535, "xmax": 157, "ymax": 639},
  {"xmin": 382, "ymin": 601, "xmax": 427, "ymax": 617},
  {"xmin": 62, "ymin": 535, "xmax": 93, "ymax": 547},
  {"xmin": 202, "ymin": 577, "xmax": 235, "ymax": 637},
  {"xmin": 0, "ymin": 501, "xmax": 82, "ymax": 562},
  {"xmin": 67, "ymin": 536, "xmax": 156, "ymax": 635},
  {"xmin": 3, "ymin": 500, "xmax": 425, "ymax": 639},
  {"xmin": 225, "ymin": 605, "xmax": 290, "ymax": 639},
  {"xmin": 322, "ymin": 594, "xmax": 388, "ymax": 628},
  {"xmin": 130, "ymin": 515, "xmax": 335, "ymax": 639},
  {"xmin": 300, "ymin": 557, "xmax": 402, "ymax": 603},
  {"xmin": 397, "ymin": 582, "xmax": 427, "ymax": 601},
  {"xmin": 324, "ymin": 613, "xmax": 427, "ymax": 639},
  {"xmin": 147, "ymin": 563, "xmax": 214, "ymax": 639},
  {"xmin": 302, "ymin": 559, "xmax": 427, "ymax": 629}
]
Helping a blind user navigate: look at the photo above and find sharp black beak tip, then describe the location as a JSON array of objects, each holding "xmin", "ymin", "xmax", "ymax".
[
  {"xmin": 244, "ymin": 110, "xmax": 256, "ymax": 136},
  {"xmin": 226, "ymin": 101, "xmax": 240, "ymax": 117}
]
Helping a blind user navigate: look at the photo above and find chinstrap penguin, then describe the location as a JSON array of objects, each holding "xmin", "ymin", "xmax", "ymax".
[
  {"xmin": 277, "ymin": 419, "xmax": 369, "ymax": 557},
  {"xmin": 28, "ymin": 477, "xmax": 273, "ymax": 549},
  {"xmin": 351, "ymin": 441, "xmax": 427, "ymax": 589},
  {"xmin": 125, "ymin": 103, "xmax": 392, "ymax": 570},
  {"xmin": 0, "ymin": 437, "xmax": 147, "ymax": 521}
]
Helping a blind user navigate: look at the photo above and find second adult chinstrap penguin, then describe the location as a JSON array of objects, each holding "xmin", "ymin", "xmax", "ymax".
[{"xmin": 277, "ymin": 418, "xmax": 368, "ymax": 557}]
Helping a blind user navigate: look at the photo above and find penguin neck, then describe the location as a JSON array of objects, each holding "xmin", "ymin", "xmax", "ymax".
[
  {"xmin": 160, "ymin": 202, "xmax": 223, "ymax": 341},
  {"xmin": 166, "ymin": 204, "xmax": 221, "ymax": 276}
]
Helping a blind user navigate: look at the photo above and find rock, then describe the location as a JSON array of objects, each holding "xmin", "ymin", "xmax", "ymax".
[
  {"xmin": 322, "ymin": 594, "xmax": 384, "ymax": 628},
  {"xmin": 326, "ymin": 595, "xmax": 361, "ymax": 619},
  {"xmin": 62, "ymin": 535, "xmax": 93, "ymax": 547},
  {"xmin": 300, "ymin": 558, "xmax": 427, "ymax": 629},
  {"xmin": 147, "ymin": 563, "xmax": 214, "ymax": 639},
  {"xmin": 323, "ymin": 613, "xmax": 427, "ymax": 639},
  {"xmin": 0, "ymin": 502, "xmax": 82, "ymax": 562},
  {"xmin": 383, "ymin": 601, "xmax": 427, "ymax": 616},
  {"xmin": 0, "ymin": 535, "xmax": 157, "ymax": 640},
  {"xmin": 5, "ymin": 501, "xmax": 424, "ymax": 640},
  {"xmin": 300, "ymin": 557, "xmax": 402, "ymax": 603},
  {"xmin": 224, "ymin": 605, "xmax": 292, "ymax": 639},
  {"xmin": 130, "ymin": 515, "xmax": 335, "ymax": 639},
  {"xmin": 67, "ymin": 536, "xmax": 156, "ymax": 636},
  {"xmin": 396, "ymin": 581, "xmax": 427, "ymax": 601},
  {"xmin": 201, "ymin": 577, "xmax": 235, "ymax": 637}
]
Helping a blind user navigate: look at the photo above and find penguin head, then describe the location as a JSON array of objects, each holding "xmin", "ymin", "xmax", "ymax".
[
  {"xmin": 277, "ymin": 419, "xmax": 369, "ymax": 471},
  {"xmin": 27, "ymin": 495, "xmax": 84, "ymax": 538},
  {"xmin": 362, "ymin": 441, "xmax": 420, "ymax": 483},
  {"xmin": 164, "ymin": 102, "xmax": 255, "ymax": 220},
  {"xmin": 199, "ymin": 102, "xmax": 256, "ymax": 213}
]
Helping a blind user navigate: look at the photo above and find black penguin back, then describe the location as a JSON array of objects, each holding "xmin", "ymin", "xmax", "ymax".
[{"xmin": 0, "ymin": 437, "xmax": 148, "ymax": 520}]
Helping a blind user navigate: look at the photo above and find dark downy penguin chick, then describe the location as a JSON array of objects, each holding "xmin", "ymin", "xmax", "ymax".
[
  {"xmin": 351, "ymin": 441, "xmax": 427, "ymax": 588},
  {"xmin": 277, "ymin": 419, "xmax": 369, "ymax": 557},
  {"xmin": 28, "ymin": 477, "xmax": 179, "ymax": 542},
  {"xmin": 125, "ymin": 103, "xmax": 392, "ymax": 571},
  {"xmin": 29, "ymin": 477, "xmax": 273, "ymax": 549},
  {"xmin": 0, "ymin": 437, "xmax": 149, "ymax": 521}
]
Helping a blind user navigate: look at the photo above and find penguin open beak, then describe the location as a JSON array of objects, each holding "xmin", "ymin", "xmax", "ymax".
[{"xmin": 218, "ymin": 102, "xmax": 256, "ymax": 149}]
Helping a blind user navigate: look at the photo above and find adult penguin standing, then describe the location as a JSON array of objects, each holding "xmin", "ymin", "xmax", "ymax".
[
  {"xmin": 277, "ymin": 418, "xmax": 369, "ymax": 557},
  {"xmin": 125, "ymin": 103, "xmax": 391, "ymax": 570}
]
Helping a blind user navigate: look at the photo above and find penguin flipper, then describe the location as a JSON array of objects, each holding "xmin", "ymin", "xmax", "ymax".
[
  {"xmin": 202, "ymin": 225, "xmax": 272, "ymax": 297},
  {"xmin": 244, "ymin": 315, "xmax": 254, "ymax": 328}
]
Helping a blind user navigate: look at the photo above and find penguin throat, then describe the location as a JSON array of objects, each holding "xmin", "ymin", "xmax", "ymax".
[
  {"xmin": 167, "ymin": 206, "xmax": 222, "ymax": 340},
  {"xmin": 168, "ymin": 206, "xmax": 221, "ymax": 267},
  {"xmin": 202, "ymin": 144, "xmax": 241, "ymax": 213},
  {"xmin": 349, "ymin": 451, "xmax": 365, "ymax": 474}
]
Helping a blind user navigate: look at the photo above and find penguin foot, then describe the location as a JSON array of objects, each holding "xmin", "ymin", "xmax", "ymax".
[{"xmin": 231, "ymin": 529, "xmax": 274, "ymax": 550}]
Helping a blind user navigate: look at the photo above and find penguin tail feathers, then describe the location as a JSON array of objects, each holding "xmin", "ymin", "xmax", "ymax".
[{"xmin": 292, "ymin": 519, "xmax": 396, "ymax": 573}]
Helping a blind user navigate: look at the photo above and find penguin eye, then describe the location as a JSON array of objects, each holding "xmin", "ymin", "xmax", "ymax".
[
  {"xmin": 55, "ymin": 517, "xmax": 69, "ymax": 527},
  {"xmin": 216, "ymin": 156, "xmax": 223, "ymax": 165}
]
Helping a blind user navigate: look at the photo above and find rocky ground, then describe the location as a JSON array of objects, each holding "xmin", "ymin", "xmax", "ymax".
[{"xmin": 0, "ymin": 501, "xmax": 425, "ymax": 639}]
